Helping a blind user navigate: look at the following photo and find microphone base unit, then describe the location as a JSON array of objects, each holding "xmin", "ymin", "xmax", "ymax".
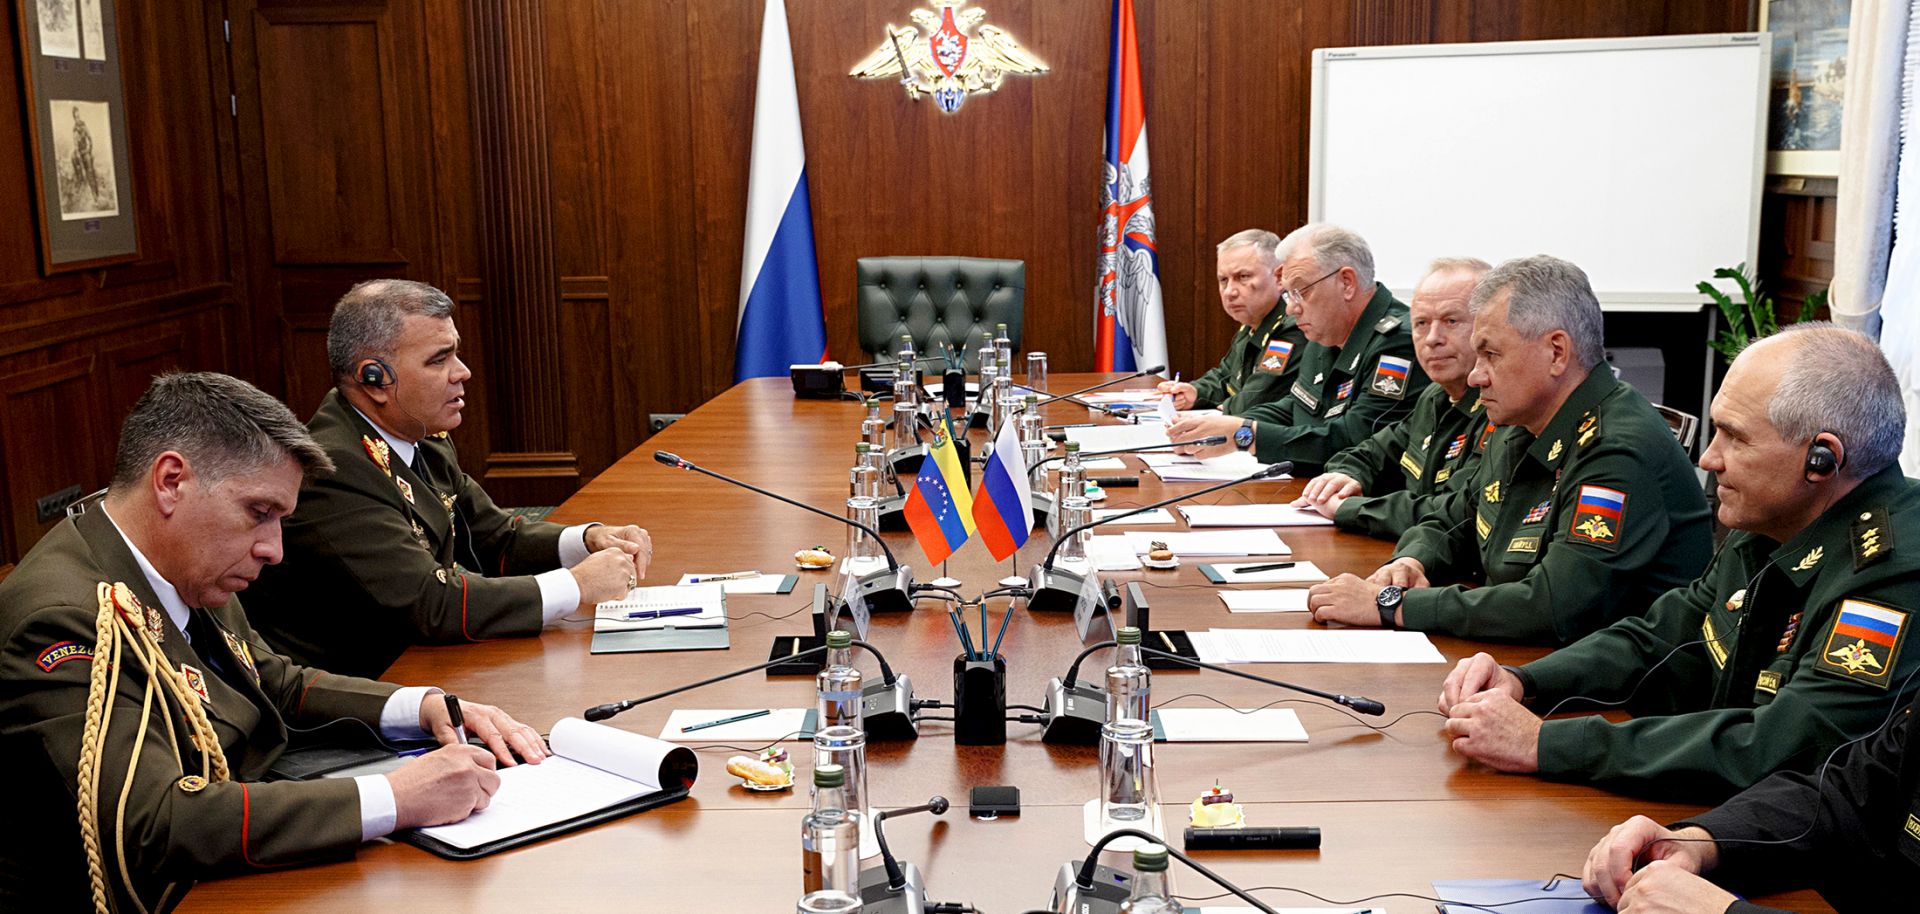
[
  {"xmin": 1030, "ymin": 490, "xmax": 1055, "ymax": 531},
  {"xmin": 851, "ymin": 564, "xmax": 918, "ymax": 616},
  {"xmin": 862, "ymin": 674, "xmax": 920, "ymax": 742},
  {"xmin": 1049, "ymin": 860, "xmax": 1130, "ymax": 914},
  {"xmin": 1039, "ymin": 677, "xmax": 1108, "ymax": 745},
  {"xmin": 790, "ymin": 364, "xmax": 847, "ymax": 400},
  {"xmin": 875, "ymin": 493, "xmax": 910, "ymax": 532},
  {"xmin": 1026, "ymin": 562, "xmax": 1095, "ymax": 614},
  {"xmin": 887, "ymin": 445, "xmax": 927, "ymax": 477},
  {"xmin": 857, "ymin": 861, "xmax": 925, "ymax": 914}
]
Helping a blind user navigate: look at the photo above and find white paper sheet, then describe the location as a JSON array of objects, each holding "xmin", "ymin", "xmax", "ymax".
[
  {"xmin": 675, "ymin": 572, "xmax": 785, "ymax": 594},
  {"xmin": 1180, "ymin": 504, "xmax": 1335, "ymax": 527},
  {"xmin": 1191, "ymin": 629, "xmax": 1446, "ymax": 664},
  {"xmin": 1121, "ymin": 530, "xmax": 1289, "ymax": 556},
  {"xmin": 1064, "ymin": 424, "xmax": 1170, "ymax": 452},
  {"xmin": 1076, "ymin": 456, "xmax": 1129, "ymax": 471},
  {"xmin": 416, "ymin": 717, "xmax": 686, "ymax": 850},
  {"xmin": 1082, "ymin": 390, "xmax": 1164, "ymax": 404},
  {"xmin": 1157, "ymin": 708, "xmax": 1308, "ymax": 742},
  {"xmin": 1151, "ymin": 459, "xmax": 1289, "ymax": 483},
  {"xmin": 1091, "ymin": 507, "xmax": 1176, "ymax": 525},
  {"xmin": 595, "ymin": 584, "xmax": 726, "ymax": 631},
  {"xmin": 659, "ymin": 708, "xmax": 812, "ymax": 743},
  {"xmin": 1204, "ymin": 561, "xmax": 1330, "ymax": 584},
  {"xmin": 1218, "ymin": 589, "xmax": 1312, "ymax": 613}
]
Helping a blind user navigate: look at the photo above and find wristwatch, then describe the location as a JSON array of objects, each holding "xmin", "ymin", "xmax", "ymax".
[
  {"xmin": 1233, "ymin": 419, "xmax": 1255, "ymax": 451},
  {"xmin": 1375, "ymin": 585, "xmax": 1403, "ymax": 629}
]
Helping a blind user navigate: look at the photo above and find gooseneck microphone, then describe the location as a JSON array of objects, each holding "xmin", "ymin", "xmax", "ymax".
[
  {"xmin": 654, "ymin": 451, "xmax": 899, "ymax": 573},
  {"xmin": 1140, "ymin": 647, "xmax": 1385, "ymax": 716},
  {"xmin": 655, "ymin": 450, "xmax": 917, "ymax": 615},
  {"xmin": 1025, "ymin": 366, "xmax": 1167, "ymax": 416},
  {"xmin": 874, "ymin": 796, "xmax": 949, "ymax": 892},
  {"xmin": 1030, "ymin": 437, "xmax": 1228, "ymax": 473},
  {"xmin": 581, "ymin": 637, "xmax": 914, "ymax": 739},
  {"xmin": 1051, "ymin": 827, "xmax": 1281, "ymax": 914},
  {"xmin": 1026, "ymin": 462, "xmax": 1292, "ymax": 615}
]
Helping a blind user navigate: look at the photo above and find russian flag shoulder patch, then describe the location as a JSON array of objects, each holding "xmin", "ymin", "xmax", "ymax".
[
  {"xmin": 1819, "ymin": 599, "xmax": 1909, "ymax": 687},
  {"xmin": 1568, "ymin": 484, "xmax": 1627, "ymax": 548}
]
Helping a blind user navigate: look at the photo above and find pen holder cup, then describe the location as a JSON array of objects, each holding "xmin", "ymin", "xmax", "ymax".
[{"xmin": 953, "ymin": 653, "xmax": 1008, "ymax": 746}]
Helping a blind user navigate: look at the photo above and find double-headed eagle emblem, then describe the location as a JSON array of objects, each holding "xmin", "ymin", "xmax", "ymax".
[{"xmin": 849, "ymin": 2, "xmax": 1049, "ymax": 113}]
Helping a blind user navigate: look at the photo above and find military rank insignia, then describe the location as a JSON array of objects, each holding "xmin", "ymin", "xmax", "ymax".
[
  {"xmin": 1522, "ymin": 500, "xmax": 1551, "ymax": 525},
  {"xmin": 1445, "ymin": 435, "xmax": 1467, "ymax": 460},
  {"xmin": 1568, "ymin": 484, "xmax": 1626, "ymax": 546},
  {"xmin": 1576, "ymin": 412, "xmax": 1600, "ymax": 447},
  {"xmin": 362, "ymin": 435, "xmax": 393, "ymax": 477},
  {"xmin": 1854, "ymin": 508, "xmax": 1893, "ymax": 571},
  {"xmin": 1260, "ymin": 339, "xmax": 1293, "ymax": 374},
  {"xmin": 1819, "ymin": 600, "xmax": 1908, "ymax": 686},
  {"xmin": 1371, "ymin": 356, "xmax": 1411, "ymax": 399}
]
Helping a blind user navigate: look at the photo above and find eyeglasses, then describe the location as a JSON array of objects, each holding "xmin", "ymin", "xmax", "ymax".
[{"xmin": 1280, "ymin": 268, "xmax": 1341, "ymax": 308}]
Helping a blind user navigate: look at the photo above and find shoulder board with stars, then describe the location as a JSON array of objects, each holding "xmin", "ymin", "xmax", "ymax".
[
  {"xmin": 1854, "ymin": 507, "xmax": 1894, "ymax": 571},
  {"xmin": 1576, "ymin": 411, "xmax": 1601, "ymax": 448}
]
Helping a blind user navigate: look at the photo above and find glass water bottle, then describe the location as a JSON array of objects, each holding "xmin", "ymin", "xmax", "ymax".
[
  {"xmin": 1051, "ymin": 442, "xmax": 1086, "ymax": 537},
  {"xmin": 800, "ymin": 763, "xmax": 863, "ymax": 905},
  {"xmin": 1100, "ymin": 626, "xmax": 1155, "ymax": 825},
  {"xmin": 1119, "ymin": 844, "xmax": 1178, "ymax": 914},
  {"xmin": 813, "ymin": 630, "xmax": 871, "ymax": 845}
]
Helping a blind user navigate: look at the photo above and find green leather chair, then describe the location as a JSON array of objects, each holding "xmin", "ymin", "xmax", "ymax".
[{"xmin": 856, "ymin": 256, "xmax": 1024, "ymax": 371}]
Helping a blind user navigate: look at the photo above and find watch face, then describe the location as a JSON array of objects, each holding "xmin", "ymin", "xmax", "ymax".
[
  {"xmin": 1234, "ymin": 426, "xmax": 1254, "ymax": 447},
  {"xmin": 1376, "ymin": 585, "xmax": 1403, "ymax": 606}
]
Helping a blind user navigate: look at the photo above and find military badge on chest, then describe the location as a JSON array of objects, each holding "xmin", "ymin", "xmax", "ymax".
[{"xmin": 1568, "ymin": 485, "xmax": 1626, "ymax": 547}]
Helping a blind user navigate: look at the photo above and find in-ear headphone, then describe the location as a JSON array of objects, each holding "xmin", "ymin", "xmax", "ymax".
[
  {"xmin": 356, "ymin": 358, "xmax": 396, "ymax": 389},
  {"xmin": 1805, "ymin": 434, "xmax": 1843, "ymax": 480}
]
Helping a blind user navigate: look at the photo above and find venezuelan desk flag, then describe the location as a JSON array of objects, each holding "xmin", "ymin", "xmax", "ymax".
[
  {"xmin": 1092, "ymin": 0, "xmax": 1168, "ymax": 373},
  {"xmin": 971, "ymin": 418, "xmax": 1034, "ymax": 561},
  {"xmin": 903, "ymin": 423, "xmax": 977, "ymax": 566},
  {"xmin": 733, "ymin": 0, "xmax": 828, "ymax": 382}
]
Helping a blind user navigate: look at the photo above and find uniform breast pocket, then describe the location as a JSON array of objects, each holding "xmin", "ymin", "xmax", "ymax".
[{"xmin": 1496, "ymin": 525, "xmax": 1547, "ymax": 572}]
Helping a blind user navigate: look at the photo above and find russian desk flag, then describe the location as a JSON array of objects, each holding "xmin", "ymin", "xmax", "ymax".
[
  {"xmin": 1092, "ymin": 0, "xmax": 1168, "ymax": 373},
  {"xmin": 733, "ymin": 0, "xmax": 828, "ymax": 382},
  {"xmin": 971, "ymin": 418, "xmax": 1034, "ymax": 561},
  {"xmin": 904, "ymin": 426, "xmax": 977, "ymax": 566}
]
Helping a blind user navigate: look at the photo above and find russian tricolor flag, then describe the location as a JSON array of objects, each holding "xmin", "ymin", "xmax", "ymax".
[
  {"xmin": 733, "ymin": 0, "xmax": 828, "ymax": 382},
  {"xmin": 1835, "ymin": 601, "xmax": 1906, "ymax": 649},
  {"xmin": 1577, "ymin": 485, "xmax": 1626, "ymax": 520},
  {"xmin": 1376, "ymin": 355, "xmax": 1411, "ymax": 381},
  {"xmin": 971, "ymin": 418, "xmax": 1034, "ymax": 561}
]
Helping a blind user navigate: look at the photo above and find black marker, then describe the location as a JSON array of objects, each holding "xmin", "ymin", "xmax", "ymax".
[{"xmin": 443, "ymin": 693, "xmax": 465, "ymax": 745}]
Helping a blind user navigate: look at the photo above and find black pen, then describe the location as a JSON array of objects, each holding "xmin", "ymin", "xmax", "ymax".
[
  {"xmin": 681, "ymin": 709, "xmax": 772, "ymax": 733},
  {"xmin": 1233, "ymin": 561, "xmax": 1297, "ymax": 574},
  {"xmin": 443, "ymin": 693, "xmax": 465, "ymax": 745}
]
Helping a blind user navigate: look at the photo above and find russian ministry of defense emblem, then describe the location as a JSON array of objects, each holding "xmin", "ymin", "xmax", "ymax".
[{"xmin": 850, "ymin": 2, "xmax": 1049, "ymax": 113}]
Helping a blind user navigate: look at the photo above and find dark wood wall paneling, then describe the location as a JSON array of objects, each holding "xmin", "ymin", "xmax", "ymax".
[
  {"xmin": 13, "ymin": 0, "xmax": 1830, "ymax": 560},
  {"xmin": 0, "ymin": 0, "xmax": 237, "ymax": 564}
]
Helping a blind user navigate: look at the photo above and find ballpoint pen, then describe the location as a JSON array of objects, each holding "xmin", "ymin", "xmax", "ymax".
[
  {"xmin": 624, "ymin": 606, "xmax": 704, "ymax": 620},
  {"xmin": 681, "ymin": 709, "xmax": 772, "ymax": 732},
  {"xmin": 686, "ymin": 571, "xmax": 759, "ymax": 583},
  {"xmin": 1233, "ymin": 562, "xmax": 1297, "ymax": 574}
]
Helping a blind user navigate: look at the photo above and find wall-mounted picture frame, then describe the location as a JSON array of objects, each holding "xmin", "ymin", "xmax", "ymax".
[
  {"xmin": 1760, "ymin": 0, "xmax": 1849, "ymax": 177},
  {"xmin": 15, "ymin": 0, "xmax": 138, "ymax": 272}
]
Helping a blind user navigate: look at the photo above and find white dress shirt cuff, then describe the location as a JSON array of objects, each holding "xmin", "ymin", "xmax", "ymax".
[
  {"xmin": 353, "ymin": 774, "xmax": 400, "ymax": 841},
  {"xmin": 380, "ymin": 686, "xmax": 438, "ymax": 739},
  {"xmin": 558, "ymin": 523, "xmax": 597, "ymax": 568},
  {"xmin": 536, "ymin": 568, "xmax": 582, "ymax": 623}
]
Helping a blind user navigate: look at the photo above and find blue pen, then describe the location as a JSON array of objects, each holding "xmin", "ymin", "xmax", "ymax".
[
  {"xmin": 396, "ymin": 746, "xmax": 434, "ymax": 758},
  {"xmin": 687, "ymin": 571, "xmax": 758, "ymax": 584},
  {"xmin": 624, "ymin": 606, "xmax": 703, "ymax": 621}
]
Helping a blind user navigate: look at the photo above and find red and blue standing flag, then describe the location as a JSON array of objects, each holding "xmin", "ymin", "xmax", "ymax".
[
  {"xmin": 1092, "ymin": 0, "xmax": 1167, "ymax": 373},
  {"xmin": 971, "ymin": 417, "xmax": 1035, "ymax": 561}
]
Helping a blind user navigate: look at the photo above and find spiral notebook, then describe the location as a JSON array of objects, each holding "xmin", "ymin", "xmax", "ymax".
[{"xmin": 590, "ymin": 584, "xmax": 730, "ymax": 653}]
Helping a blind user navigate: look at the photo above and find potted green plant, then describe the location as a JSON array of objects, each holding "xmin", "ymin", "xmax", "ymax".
[{"xmin": 1701, "ymin": 262, "xmax": 1825, "ymax": 365}]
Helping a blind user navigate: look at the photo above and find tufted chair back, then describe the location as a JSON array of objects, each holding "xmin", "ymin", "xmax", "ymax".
[{"xmin": 855, "ymin": 257, "xmax": 1024, "ymax": 371}]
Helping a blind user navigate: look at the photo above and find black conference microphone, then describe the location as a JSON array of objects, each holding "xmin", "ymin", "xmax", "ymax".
[
  {"xmin": 580, "ymin": 635, "xmax": 920, "ymax": 741},
  {"xmin": 1039, "ymin": 631, "xmax": 1383, "ymax": 745},
  {"xmin": 1050, "ymin": 827, "xmax": 1281, "ymax": 914},
  {"xmin": 1028, "ymin": 436, "xmax": 1227, "ymax": 529},
  {"xmin": 1027, "ymin": 462, "xmax": 1292, "ymax": 614},
  {"xmin": 857, "ymin": 796, "xmax": 950, "ymax": 914},
  {"xmin": 654, "ymin": 451, "xmax": 916, "ymax": 615}
]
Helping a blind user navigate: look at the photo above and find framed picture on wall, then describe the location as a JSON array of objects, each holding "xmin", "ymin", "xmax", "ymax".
[
  {"xmin": 1760, "ymin": 0, "xmax": 1849, "ymax": 177},
  {"xmin": 14, "ymin": 0, "xmax": 139, "ymax": 272}
]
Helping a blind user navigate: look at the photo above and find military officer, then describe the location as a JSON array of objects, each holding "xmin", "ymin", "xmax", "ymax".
[
  {"xmin": 1155, "ymin": 228, "xmax": 1308, "ymax": 414},
  {"xmin": 1295, "ymin": 256, "xmax": 1491, "ymax": 539},
  {"xmin": 1306, "ymin": 255, "xmax": 1711, "ymax": 643},
  {"xmin": 1581, "ymin": 688, "xmax": 1920, "ymax": 911},
  {"xmin": 1437, "ymin": 325, "xmax": 1920, "ymax": 803},
  {"xmin": 1167, "ymin": 224, "xmax": 1429, "ymax": 474},
  {"xmin": 247, "ymin": 279, "xmax": 652, "ymax": 678},
  {"xmin": 0, "ymin": 373, "xmax": 539, "ymax": 913}
]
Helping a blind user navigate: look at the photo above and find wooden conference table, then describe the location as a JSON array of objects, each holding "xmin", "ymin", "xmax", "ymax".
[{"xmin": 185, "ymin": 375, "xmax": 1829, "ymax": 913}]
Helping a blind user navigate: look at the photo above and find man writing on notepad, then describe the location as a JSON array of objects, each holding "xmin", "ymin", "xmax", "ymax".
[
  {"xmin": 247, "ymin": 279, "xmax": 652, "ymax": 678},
  {"xmin": 0, "ymin": 372, "xmax": 542, "ymax": 913},
  {"xmin": 1294, "ymin": 256, "xmax": 1491, "ymax": 539}
]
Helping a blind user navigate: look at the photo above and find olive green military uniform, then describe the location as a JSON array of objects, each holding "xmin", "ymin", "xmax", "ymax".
[
  {"xmin": 0, "ymin": 508, "xmax": 398, "ymax": 912},
  {"xmin": 1322, "ymin": 385, "xmax": 1490, "ymax": 540},
  {"xmin": 247, "ymin": 389, "xmax": 568, "ymax": 678},
  {"xmin": 1240, "ymin": 282, "xmax": 1429, "ymax": 474},
  {"xmin": 1391, "ymin": 368, "xmax": 1712, "ymax": 644},
  {"xmin": 1511, "ymin": 465, "xmax": 1920, "ymax": 800},
  {"xmin": 1187, "ymin": 303, "xmax": 1307, "ymax": 415}
]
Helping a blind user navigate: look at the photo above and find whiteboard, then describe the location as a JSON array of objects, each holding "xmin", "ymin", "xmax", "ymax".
[{"xmin": 1308, "ymin": 34, "xmax": 1770, "ymax": 313}]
